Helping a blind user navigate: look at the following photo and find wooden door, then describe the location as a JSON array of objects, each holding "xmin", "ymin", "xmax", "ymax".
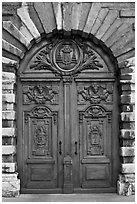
[
  {"xmin": 17, "ymin": 80, "xmax": 64, "ymax": 193},
  {"xmin": 17, "ymin": 37, "xmax": 119, "ymax": 193}
]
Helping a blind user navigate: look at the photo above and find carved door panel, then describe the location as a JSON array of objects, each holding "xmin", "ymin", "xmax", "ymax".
[
  {"xmin": 18, "ymin": 81, "xmax": 64, "ymax": 193},
  {"xmin": 75, "ymin": 80, "xmax": 116, "ymax": 190}
]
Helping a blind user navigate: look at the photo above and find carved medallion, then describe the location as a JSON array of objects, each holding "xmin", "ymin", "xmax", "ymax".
[{"xmin": 23, "ymin": 84, "xmax": 59, "ymax": 105}]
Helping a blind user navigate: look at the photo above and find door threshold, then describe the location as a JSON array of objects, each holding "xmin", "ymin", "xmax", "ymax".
[
  {"xmin": 21, "ymin": 188, "xmax": 63, "ymax": 194},
  {"xmin": 74, "ymin": 187, "xmax": 116, "ymax": 193}
]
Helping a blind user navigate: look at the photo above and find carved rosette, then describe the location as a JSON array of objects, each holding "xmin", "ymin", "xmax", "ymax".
[
  {"xmin": 78, "ymin": 83, "xmax": 113, "ymax": 104},
  {"xmin": 23, "ymin": 84, "xmax": 59, "ymax": 105},
  {"xmin": 28, "ymin": 39, "xmax": 107, "ymax": 76}
]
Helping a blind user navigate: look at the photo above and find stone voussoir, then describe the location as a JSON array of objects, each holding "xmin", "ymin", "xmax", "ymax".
[
  {"xmin": 2, "ymin": 39, "xmax": 24, "ymax": 59},
  {"xmin": 120, "ymin": 147, "xmax": 135, "ymax": 157},
  {"xmin": 2, "ymin": 111, "xmax": 16, "ymax": 120},
  {"xmin": 2, "ymin": 145, "xmax": 16, "ymax": 155}
]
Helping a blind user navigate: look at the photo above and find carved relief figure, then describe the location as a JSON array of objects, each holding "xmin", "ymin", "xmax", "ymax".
[
  {"xmin": 34, "ymin": 125, "xmax": 48, "ymax": 147},
  {"xmin": 78, "ymin": 83, "xmax": 111, "ymax": 104},
  {"xmin": 87, "ymin": 124, "xmax": 103, "ymax": 155},
  {"xmin": 32, "ymin": 123, "xmax": 49, "ymax": 156},
  {"xmin": 23, "ymin": 85, "xmax": 58, "ymax": 104}
]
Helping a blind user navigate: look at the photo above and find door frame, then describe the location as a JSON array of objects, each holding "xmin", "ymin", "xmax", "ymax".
[{"xmin": 17, "ymin": 36, "xmax": 120, "ymax": 194}]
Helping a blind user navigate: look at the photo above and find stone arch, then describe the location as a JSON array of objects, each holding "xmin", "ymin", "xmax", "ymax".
[{"xmin": 2, "ymin": 2, "xmax": 135, "ymax": 197}]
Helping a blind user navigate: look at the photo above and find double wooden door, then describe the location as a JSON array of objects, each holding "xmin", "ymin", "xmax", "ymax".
[{"xmin": 18, "ymin": 76, "xmax": 119, "ymax": 193}]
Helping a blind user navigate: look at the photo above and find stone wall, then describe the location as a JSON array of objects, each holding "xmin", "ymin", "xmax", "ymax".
[{"xmin": 2, "ymin": 2, "xmax": 135, "ymax": 197}]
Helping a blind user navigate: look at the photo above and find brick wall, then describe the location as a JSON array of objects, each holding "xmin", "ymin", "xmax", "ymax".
[
  {"xmin": 2, "ymin": 59, "xmax": 20, "ymax": 197},
  {"xmin": 2, "ymin": 2, "xmax": 135, "ymax": 197},
  {"xmin": 117, "ymin": 57, "xmax": 135, "ymax": 195}
]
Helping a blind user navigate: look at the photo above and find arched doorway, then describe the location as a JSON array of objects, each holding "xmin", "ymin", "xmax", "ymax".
[{"xmin": 17, "ymin": 35, "xmax": 119, "ymax": 193}]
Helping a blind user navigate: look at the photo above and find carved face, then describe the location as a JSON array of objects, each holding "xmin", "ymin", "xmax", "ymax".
[{"xmin": 92, "ymin": 84, "xmax": 99, "ymax": 93}]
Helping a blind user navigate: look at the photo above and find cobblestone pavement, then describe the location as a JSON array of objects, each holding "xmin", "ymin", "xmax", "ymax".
[{"xmin": 2, "ymin": 193, "xmax": 135, "ymax": 202}]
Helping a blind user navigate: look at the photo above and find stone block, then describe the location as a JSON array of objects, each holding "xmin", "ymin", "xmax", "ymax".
[
  {"xmin": 2, "ymin": 173, "xmax": 18, "ymax": 181},
  {"xmin": 2, "ymin": 128, "xmax": 15, "ymax": 137},
  {"xmin": 2, "ymin": 154, "xmax": 16, "ymax": 163},
  {"xmin": 2, "ymin": 145, "xmax": 16, "ymax": 155},
  {"xmin": 120, "ymin": 130, "xmax": 135, "ymax": 139},
  {"xmin": 2, "ymin": 103, "xmax": 14, "ymax": 111},
  {"xmin": 121, "ymin": 83, "xmax": 135, "ymax": 91},
  {"xmin": 2, "ymin": 72, "xmax": 16, "ymax": 82},
  {"xmin": 2, "ymin": 179, "xmax": 20, "ymax": 197},
  {"xmin": 121, "ymin": 163, "xmax": 135, "ymax": 174},
  {"xmin": 121, "ymin": 104, "xmax": 134, "ymax": 112},
  {"xmin": 117, "ymin": 180, "xmax": 134, "ymax": 196},
  {"xmin": 121, "ymin": 93, "xmax": 135, "ymax": 104},
  {"xmin": 121, "ymin": 139, "xmax": 135, "ymax": 147},
  {"xmin": 2, "ymin": 83, "xmax": 14, "ymax": 91},
  {"xmin": 120, "ymin": 147, "xmax": 135, "ymax": 157},
  {"xmin": 120, "ymin": 66, "xmax": 135, "ymax": 74},
  {"xmin": 121, "ymin": 156, "xmax": 135, "ymax": 164},
  {"xmin": 119, "ymin": 57, "xmax": 135, "ymax": 69},
  {"xmin": 2, "ymin": 94, "xmax": 15, "ymax": 103},
  {"xmin": 2, "ymin": 57, "xmax": 17, "ymax": 65},
  {"xmin": 120, "ymin": 73, "xmax": 135, "ymax": 82},
  {"xmin": 2, "ymin": 120, "xmax": 15, "ymax": 128},
  {"xmin": 2, "ymin": 163, "xmax": 16, "ymax": 173},
  {"xmin": 2, "ymin": 137, "xmax": 16, "ymax": 145},
  {"xmin": 121, "ymin": 122, "xmax": 135, "ymax": 130},
  {"xmin": 121, "ymin": 112, "xmax": 135, "ymax": 122},
  {"xmin": 2, "ymin": 111, "xmax": 16, "ymax": 120},
  {"xmin": 119, "ymin": 9, "xmax": 135, "ymax": 18}
]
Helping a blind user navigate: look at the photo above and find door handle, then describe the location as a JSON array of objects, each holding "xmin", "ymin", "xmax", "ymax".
[
  {"xmin": 59, "ymin": 141, "xmax": 62, "ymax": 155},
  {"xmin": 75, "ymin": 141, "xmax": 78, "ymax": 155}
]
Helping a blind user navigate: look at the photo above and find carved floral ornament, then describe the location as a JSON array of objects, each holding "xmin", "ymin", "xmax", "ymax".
[{"xmin": 29, "ymin": 39, "xmax": 107, "ymax": 75}]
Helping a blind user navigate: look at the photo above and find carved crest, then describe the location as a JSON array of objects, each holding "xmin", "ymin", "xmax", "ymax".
[{"xmin": 54, "ymin": 41, "xmax": 80, "ymax": 71}]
